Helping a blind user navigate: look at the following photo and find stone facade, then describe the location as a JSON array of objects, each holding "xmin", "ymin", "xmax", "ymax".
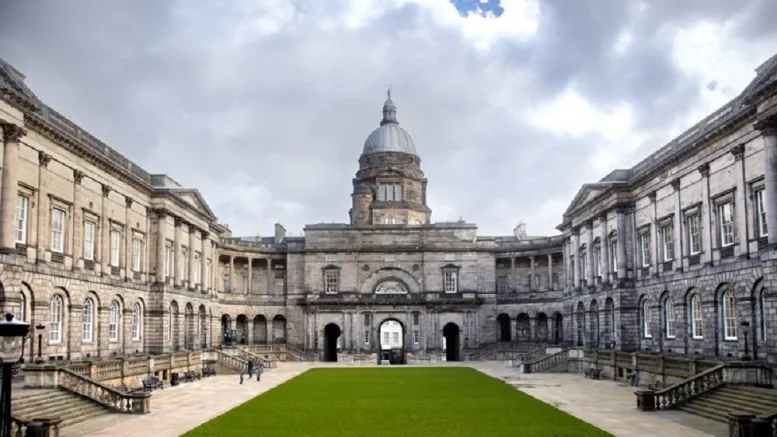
[{"xmin": 0, "ymin": 53, "xmax": 775, "ymax": 364}]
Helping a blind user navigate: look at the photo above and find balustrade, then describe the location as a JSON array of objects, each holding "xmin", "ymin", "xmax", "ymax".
[{"xmin": 57, "ymin": 367, "xmax": 151, "ymax": 413}]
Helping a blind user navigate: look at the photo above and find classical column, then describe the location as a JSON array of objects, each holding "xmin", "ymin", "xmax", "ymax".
[
  {"xmin": 228, "ymin": 255, "xmax": 235, "ymax": 292},
  {"xmin": 698, "ymin": 163, "xmax": 712, "ymax": 264},
  {"xmin": 648, "ymin": 191, "xmax": 658, "ymax": 272},
  {"xmin": 572, "ymin": 230, "xmax": 581, "ymax": 288},
  {"xmin": 600, "ymin": 213, "xmax": 610, "ymax": 283},
  {"xmin": 247, "ymin": 257, "xmax": 253, "ymax": 294},
  {"xmin": 188, "ymin": 227, "xmax": 196, "ymax": 287},
  {"xmin": 510, "ymin": 257, "xmax": 516, "ymax": 292},
  {"xmin": 756, "ymin": 118, "xmax": 777, "ymax": 248},
  {"xmin": 730, "ymin": 144, "xmax": 749, "ymax": 257},
  {"xmin": 585, "ymin": 221, "xmax": 594, "ymax": 284},
  {"xmin": 671, "ymin": 178, "xmax": 683, "ymax": 270},
  {"xmin": 100, "ymin": 185, "xmax": 111, "ymax": 273},
  {"xmin": 124, "ymin": 197, "xmax": 133, "ymax": 279},
  {"xmin": 155, "ymin": 210, "xmax": 166, "ymax": 282},
  {"xmin": 529, "ymin": 255, "xmax": 535, "ymax": 290},
  {"xmin": 0, "ymin": 124, "xmax": 24, "ymax": 253},
  {"xmin": 616, "ymin": 209, "xmax": 627, "ymax": 279},
  {"xmin": 72, "ymin": 170, "xmax": 84, "ymax": 261},
  {"xmin": 36, "ymin": 151, "xmax": 51, "ymax": 259},
  {"xmin": 174, "ymin": 218, "xmax": 182, "ymax": 286},
  {"xmin": 546, "ymin": 253, "xmax": 553, "ymax": 291},
  {"xmin": 200, "ymin": 231, "xmax": 209, "ymax": 292}
]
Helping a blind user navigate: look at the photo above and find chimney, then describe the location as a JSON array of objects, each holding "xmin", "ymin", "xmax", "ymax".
[
  {"xmin": 274, "ymin": 223, "xmax": 286, "ymax": 244},
  {"xmin": 514, "ymin": 222, "xmax": 527, "ymax": 240}
]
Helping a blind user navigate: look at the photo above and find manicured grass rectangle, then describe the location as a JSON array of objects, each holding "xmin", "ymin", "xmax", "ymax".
[{"xmin": 183, "ymin": 367, "xmax": 612, "ymax": 437}]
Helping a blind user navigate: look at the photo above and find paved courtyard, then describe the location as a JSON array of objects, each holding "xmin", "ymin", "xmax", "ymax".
[{"xmin": 62, "ymin": 362, "xmax": 726, "ymax": 437}]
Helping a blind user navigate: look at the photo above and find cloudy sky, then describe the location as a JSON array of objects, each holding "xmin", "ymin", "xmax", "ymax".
[{"xmin": 1, "ymin": 1, "xmax": 776, "ymax": 238}]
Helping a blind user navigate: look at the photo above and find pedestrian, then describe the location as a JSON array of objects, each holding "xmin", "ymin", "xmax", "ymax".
[
  {"xmin": 256, "ymin": 361, "xmax": 262, "ymax": 382},
  {"xmin": 239, "ymin": 372, "xmax": 244, "ymax": 384}
]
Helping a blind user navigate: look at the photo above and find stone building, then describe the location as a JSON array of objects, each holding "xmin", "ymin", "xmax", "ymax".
[{"xmin": 0, "ymin": 52, "xmax": 775, "ymax": 364}]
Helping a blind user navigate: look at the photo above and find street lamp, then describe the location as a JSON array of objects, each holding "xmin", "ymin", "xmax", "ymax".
[
  {"xmin": 35, "ymin": 324, "xmax": 45, "ymax": 364},
  {"xmin": 0, "ymin": 313, "xmax": 30, "ymax": 437},
  {"xmin": 740, "ymin": 320, "xmax": 751, "ymax": 361}
]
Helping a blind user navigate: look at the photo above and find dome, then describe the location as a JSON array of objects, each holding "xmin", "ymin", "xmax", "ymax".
[{"xmin": 361, "ymin": 89, "xmax": 419, "ymax": 157}]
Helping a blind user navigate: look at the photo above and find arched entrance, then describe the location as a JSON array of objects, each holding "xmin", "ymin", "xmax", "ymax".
[
  {"xmin": 377, "ymin": 319, "xmax": 406, "ymax": 365},
  {"xmin": 497, "ymin": 313, "xmax": 511, "ymax": 342},
  {"xmin": 535, "ymin": 312, "xmax": 548, "ymax": 342},
  {"xmin": 323, "ymin": 323, "xmax": 341, "ymax": 362},
  {"xmin": 552, "ymin": 312, "xmax": 563, "ymax": 344},
  {"xmin": 442, "ymin": 323, "xmax": 461, "ymax": 362}
]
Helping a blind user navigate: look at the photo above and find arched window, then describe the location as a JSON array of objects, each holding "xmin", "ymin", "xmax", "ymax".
[
  {"xmin": 168, "ymin": 304, "xmax": 174, "ymax": 340},
  {"xmin": 690, "ymin": 294, "xmax": 703, "ymax": 339},
  {"xmin": 664, "ymin": 298, "xmax": 675, "ymax": 339},
  {"xmin": 49, "ymin": 295, "xmax": 63, "ymax": 344},
  {"xmin": 760, "ymin": 291, "xmax": 766, "ymax": 342},
  {"xmin": 82, "ymin": 298, "xmax": 95, "ymax": 343},
  {"xmin": 109, "ymin": 301, "xmax": 121, "ymax": 342},
  {"xmin": 132, "ymin": 303, "xmax": 142, "ymax": 341},
  {"xmin": 722, "ymin": 289, "xmax": 737, "ymax": 340},
  {"xmin": 642, "ymin": 300, "xmax": 652, "ymax": 338},
  {"xmin": 18, "ymin": 292, "xmax": 26, "ymax": 322}
]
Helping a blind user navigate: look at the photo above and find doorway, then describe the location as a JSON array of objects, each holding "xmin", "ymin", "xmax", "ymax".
[
  {"xmin": 497, "ymin": 313, "xmax": 511, "ymax": 342},
  {"xmin": 377, "ymin": 319, "xmax": 406, "ymax": 365},
  {"xmin": 443, "ymin": 323, "xmax": 461, "ymax": 362},
  {"xmin": 323, "ymin": 323, "xmax": 341, "ymax": 362}
]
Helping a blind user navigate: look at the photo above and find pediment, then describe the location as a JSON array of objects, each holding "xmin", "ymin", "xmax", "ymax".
[
  {"xmin": 564, "ymin": 185, "xmax": 605, "ymax": 217},
  {"xmin": 175, "ymin": 189, "xmax": 215, "ymax": 218}
]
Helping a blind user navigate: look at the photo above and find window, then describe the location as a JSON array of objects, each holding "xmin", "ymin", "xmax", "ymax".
[
  {"xmin": 580, "ymin": 252, "xmax": 588, "ymax": 279},
  {"xmin": 722, "ymin": 289, "xmax": 737, "ymax": 340},
  {"xmin": 324, "ymin": 269, "xmax": 339, "ymax": 294},
  {"xmin": 168, "ymin": 304, "xmax": 174, "ymax": 340},
  {"xmin": 687, "ymin": 214, "xmax": 701, "ymax": 255},
  {"xmin": 413, "ymin": 313, "xmax": 420, "ymax": 325},
  {"xmin": 638, "ymin": 232, "xmax": 651, "ymax": 267},
  {"xmin": 15, "ymin": 196, "xmax": 28, "ymax": 244},
  {"xmin": 443, "ymin": 270, "xmax": 458, "ymax": 293},
  {"xmin": 182, "ymin": 248, "xmax": 189, "ymax": 280},
  {"xmin": 49, "ymin": 295, "xmax": 63, "ymax": 344},
  {"xmin": 391, "ymin": 332, "xmax": 399, "ymax": 344},
  {"xmin": 413, "ymin": 330, "xmax": 419, "ymax": 344},
  {"xmin": 164, "ymin": 244, "xmax": 172, "ymax": 277},
  {"xmin": 50, "ymin": 208, "xmax": 66, "ymax": 253},
  {"xmin": 132, "ymin": 238, "xmax": 142, "ymax": 272},
  {"xmin": 83, "ymin": 220, "xmax": 96, "ymax": 261},
  {"xmin": 364, "ymin": 331, "xmax": 370, "ymax": 346},
  {"xmin": 364, "ymin": 313, "xmax": 371, "ymax": 326},
  {"xmin": 526, "ymin": 274, "xmax": 532, "ymax": 289},
  {"xmin": 18, "ymin": 293, "xmax": 26, "ymax": 322},
  {"xmin": 551, "ymin": 273, "xmax": 559, "ymax": 290},
  {"xmin": 82, "ymin": 298, "xmax": 94, "ymax": 343},
  {"xmin": 377, "ymin": 183, "xmax": 402, "ymax": 201},
  {"xmin": 610, "ymin": 240, "xmax": 618, "ymax": 271},
  {"xmin": 109, "ymin": 230, "xmax": 121, "ymax": 267},
  {"xmin": 642, "ymin": 300, "xmax": 651, "ymax": 338},
  {"xmin": 223, "ymin": 275, "xmax": 231, "ymax": 292},
  {"xmin": 660, "ymin": 224, "xmax": 674, "ymax": 261},
  {"xmin": 594, "ymin": 246, "xmax": 602, "ymax": 277},
  {"xmin": 717, "ymin": 202, "xmax": 735, "ymax": 247},
  {"xmin": 755, "ymin": 189, "xmax": 767, "ymax": 237},
  {"xmin": 109, "ymin": 301, "xmax": 120, "ymax": 341},
  {"xmin": 132, "ymin": 303, "xmax": 142, "ymax": 341},
  {"xmin": 379, "ymin": 217, "xmax": 406, "ymax": 225},
  {"xmin": 664, "ymin": 298, "xmax": 675, "ymax": 338},
  {"xmin": 383, "ymin": 331, "xmax": 389, "ymax": 344},
  {"xmin": 760, "ymin": 292, "xmax": 766, "ymax": 342},
  {"xmin": 690, "ymin": 294, "xmax": 703, "ymax": 339}
]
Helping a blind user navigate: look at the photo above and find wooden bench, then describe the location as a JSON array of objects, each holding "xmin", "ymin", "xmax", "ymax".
[
  {"xmin": 202, "ymin": 367, "xmax": 217, "ymax": 377},
  {"xmin": 584, "ymin": 368, "xmax": 603, "ymax": 380},
  {"xmin": 142, "ymin": 377, "xmax": 164, "ymax": 391}
]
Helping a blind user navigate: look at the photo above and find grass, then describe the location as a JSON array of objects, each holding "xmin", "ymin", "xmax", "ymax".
[{"xmin": 182, "ymin": 367, "xmax": 613, "ymax": 437}]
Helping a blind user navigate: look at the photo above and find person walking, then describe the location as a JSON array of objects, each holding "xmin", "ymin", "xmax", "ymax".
[
  {"xmin": 239, "ymin": 372, "xmax": 244, "ymax": 384},
  {"xmin": 256, "ymin": 360, "xmax": 262, "ymax": 382}
]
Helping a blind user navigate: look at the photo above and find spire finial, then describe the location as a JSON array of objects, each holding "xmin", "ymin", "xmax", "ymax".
[{"xmin": 387, "ymin": 85, "xmax": 392, "ymax": 100}]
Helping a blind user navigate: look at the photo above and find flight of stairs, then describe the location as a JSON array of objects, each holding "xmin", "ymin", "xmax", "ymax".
[
  {"xmin": 678, "ymin": 385, "xmax": 777, "ymax": 423},
  {"xmin": 12, "ymin": 388, "xmax": 114, "ymax": 429}
]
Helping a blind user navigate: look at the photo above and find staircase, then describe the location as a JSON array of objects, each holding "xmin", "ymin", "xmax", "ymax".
[
  {"xmin": 679, "ymin": 385, "xmax": 777, "ymax": 423},
  {"xmin": 12, "ymin": 388, "xmax": 113, "ymax": 429}
]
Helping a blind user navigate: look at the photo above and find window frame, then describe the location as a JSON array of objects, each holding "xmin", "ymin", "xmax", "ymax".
[
  {"xmin": 109, "ymin": 229, "xmax": 121, "ymax": 267},
  {"xmin": 83, "ymin": 219, "xmax": 97, "ymax": 261},
  {"xmin": 660, "ymin": 221, "xmax": 674, "ymax": 261},
  {"xmin": 753, "ymin": 185, "xmax": 768, "ymax": 238},
  {"xmin": 638, "ymin": 230, "xmax": 651, "ymax": 267},
  {"xmin": 442, "ymin": 266, "xmax": 459, "ymax": 294},
  {"xmin": 50, "ymin": 207, "xmax": 67, "ymax": 253},
  {"xmin": 690, "ymin": 294, "xmax": 703, "ymax": 339},
  {"xmin": 132, "ymin": 303, "xmax": 142, "ymax": 341},
  {"xmin": 15, "ymin": 195, "xmax": 29, "ymax": 244},
  {"xmin": 109, "ymin": 301, "xmax": 121, "ymax": 342},
  {"xmin": 685, "ymin": 212, "xmax": 701, "ymax": 255},
  {"xmin": 82, "ymin": 298, "xmax": 94, "ymax": 343},
  {"xmin": 716, "ymin": 201, "xmax": 735, "ymax": 248},
  {"xmin": 49, "ymin": 295, "xmax": 63, "ymax": 344},
  {"xmin": 323, "ymin": 268, "xmax": 339, "ymax": 294},
  {"xmin": 722, "ymin": 289, "xmax": 737, "ymax": 340},
  {"xmin": 132, "ymin": 237, "xmax": 143, "ymax": 272},
  {"xmin": 642, "ymin": 300, "xmax": 652, "ymax": 338},
  {"xmin": 664, "ymin": 297, "xmax": 675, "ymax": 339}
]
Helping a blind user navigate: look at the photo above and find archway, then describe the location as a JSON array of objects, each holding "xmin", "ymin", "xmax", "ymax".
[
  {"xmin": 378, "ymin": 319, "xmax": 406, "ymax": 365},
  {"xmin": 552, "ymin": 312, "xmax": 563, "ymax": 344},
  {"xmin": 442, "ymin": 323, "xmax": 461, "ymax": 362},
  {"xmin": 253, "ymin": 315, "xmax": 267, "ymax": 344},
  {"xmin": 323, "ymin": 323, "xmax": 341, "ymax": 362},
  {"xmin": 516, "ymin": 313, "xmax": 530, "ymax": 342},
  {"xmin": 497, "ymin": 313, "xmax": 511, "ymax": 342},
  {"xmin": 220, "ymin": 314, "xmax": 231, "ymax": 345},
  {"xmin": 236, "ymin": 314, "xmax": 248, "ymax": 345},
  {"xmin": 535, "ymin": 313, "xmax": 548, "ymax": 343}
]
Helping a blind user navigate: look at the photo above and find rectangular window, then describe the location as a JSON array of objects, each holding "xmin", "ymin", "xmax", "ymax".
[
  {"xmin": 593, "ymin": 246, "xmax": 602, "ymax": 276},
  {"xmin": 109, "ymin": 230, "xmax": 121, "ymax": 267},
  {"xmin": 496, "ymin": 275, "xmax": 507, "ymax": 293},
  {"xmin": 660, "ymin": 224, "xmax": 674, "ymax": 261},
  {"xmin": 718, "ymin": 202, "xmax": 735, "ymax": 247},
  {"xmin": 132, "ymin": 238, "xmax": 142, "ymax": 272},
  {"xmin": 526, "ymin": 274, "xmax": 532, "ymax": 289},
  {"xmin": 83, "ymin": 220, "xmax": 96, "ymax": 261},
  {"xmin": 687, "ymin": 214, "xmax": 701, "ymax": 255},
  {"xmin": 15, "ymin": 196, "xmax": 28, "ymax": 244},
  {"xmin": 413, "ymin": 330, "xmax": 419, "ymax": 344},
  {"xmin": 164, "ymin": 244, "xmax": 172, "ymax": 277},
  {"xmin": 755, "ymin": 189, "xmax": 768, "ymax": 237},
  {"xmin": 50, "ymin": 208, "xmax": 66, "ymax": 253},
  {"xmin": 364, "ymin": 331, "xmax": 370, "ymax": 345},
  {"xmin": 413, "ymin": 313, "xmax": 420, "ymax": 325},
  {"xmin": 443, "ymin": 270, "xmax": 458, "ymax": 293},
  {"xmin": 377, "ymin": 183, "xmax": 403, "ymax": 201},
  {"xmin": 383, "ymin": 332, "xmax": 389, "ymax": 344},
  {"xmin": 324, "ymin": 270, "xmax": 339, "ymax": 294},
  {"xmin": 638, "ymin": 232, "xmax": 650, "ymax": 267},
  {"xmin": 391, "ymin": 332, "xmax": 399, "ymax": 344},
  {"xmin": 610, "ymin": 240, "xmax": 617, "ymax": 271}
]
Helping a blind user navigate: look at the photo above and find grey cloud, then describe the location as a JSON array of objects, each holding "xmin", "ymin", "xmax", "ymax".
[{"xmin": 0, "ymin": 0, "xmax": 774, "ymax": 237}]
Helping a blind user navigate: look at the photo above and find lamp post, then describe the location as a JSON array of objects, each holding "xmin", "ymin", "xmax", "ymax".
[
  {"xmin": 35, "ymin": 324, "xmax": 45, "ymax": 364},
  {"xmin": 0, "ymin": 313, "xmax": 30, "ymax": 437},
  {"xmin": 740, "ymin": 320, "xmax": 751, "ymax": 361}
]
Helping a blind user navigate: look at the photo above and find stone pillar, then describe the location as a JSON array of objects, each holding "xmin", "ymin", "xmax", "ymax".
[
  {"xmin": 156, "ymin": 210, "xmax": 166, "ymax": 282},
  {"xmin": 600, "ymin": 213, "xmax": 610, "ymax": 283},
  {"xmin": 616, "ymin": 210, "xmax": 627, "ymax": 279},
  {"xmin": 698, "ymin": 163, "xmax": 712, "ymax": 264},
  {"xmin": 756, "ymin": 118, "xmax": 777, "ymax": 248},
  {"xmin": 247, "ymin": 257, "xmax": 253, "ymax": 294},
  {"xmin": 0, "ymin": 124, "xmax": 23, "ymax": 252},
  {"xmin": 547, "ymin": 253, "xmax": 553, "ymax": 291},
  {"xmin": 201, "ymin": 231, "xmax": 209, "ymax": 291},
  {"xmin": 228, "ymin": 256, "xmax": 235, "ymax": 292},
  {"xmin": 572, "ymin": 230, "xmax": 580, "ymax": 288},
  {"xmin": 510, "ymin": 257, "xmax": 516, "ymax": 292},
  {"xmin": 671, "ymin": 178, "xmax": 683, "ymax": 270},
  {"xmin": 648, "ymin": 191, "xmax": 658, "ymax": 271},
  {"xmin": 731, "ymin": 144, "xmax": 749, "ymax": 258},
  {"xmin": 266, "ymin": 259, "xmax": 273, "ymax": 295},
  {"xmin": 565, "ymin": 238, "xmax": 573, "ymax": 288},
  {"xmin": 586, "ymin": 221, "xmax": 594, "ymax": 284},
  {"xmin": 100, "ymin": 185, "xmax": 111, "ymax": 273},
  {"xmin": 188, "ymin": 227, "xmax": 196, "ymax": 287},
  {"xmin": 124, "ymin": 197, "xmax": 132, "ymax": 278},
  {"xmin": 529, "ymin": 255, "xmax": 535, "ymax": 290},
  {"xmin": 36, "ymin": 152, "xmax": 51, "ymax": 259},
  {"xmin": 174, "ymin": 218, "xmax": 182, "ymax": 286}
]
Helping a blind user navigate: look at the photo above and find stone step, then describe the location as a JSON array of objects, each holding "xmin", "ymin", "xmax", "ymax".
[
  {"xmin": 11, "ymin": 388, "xmax": 114, "ymax": 429},
  {"xmin": 678, "ymin": 385, "xmax": 777, "ymax": 424}
]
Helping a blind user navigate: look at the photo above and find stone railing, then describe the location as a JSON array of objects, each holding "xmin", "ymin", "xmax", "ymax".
[
  {"xmin": 284, "ymin": 344, "xmax": 316, "ymax": 361},
  {"xmin": 23, "ymin": 364, "xmax": 151, "ymax": 414},
  {"xmin": 581, "ymin": 349, "xmax": 721, "ymax": 383},
  {"xmin": 11, "ymin": 417, "xmax": 62, "ymax": 437},
  {"xmin": 64, "ymin": 351, "xmax": 201, "ymax": 383},
  {"xmin": 214, "ymin": 349, "xmax": 249, "ymax": 372},
  {"xmin": 522, "ymin": 349, "xmax": 569, "ymax": 373},
  {"xmin": 635, "ymin": 362, "xmax": 773, "ymax": 412},
  {"xmin": 408, "ymin": 354, "xmax": 444, "ymax": 365}
]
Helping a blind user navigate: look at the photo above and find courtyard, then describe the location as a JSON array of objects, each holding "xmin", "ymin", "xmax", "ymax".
[{"xmin": 183, "ymin": 367, "xmax": 612, "ymax": 437}]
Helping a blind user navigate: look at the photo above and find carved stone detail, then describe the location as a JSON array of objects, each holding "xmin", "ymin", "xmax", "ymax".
[
  {"xmin": 38, "ymin": 151, "xmax": 52, "ymax": 168},
  {"xmin": 73, "ymin": 169, "xmax": 84, "ymax": 185},
  {"xmin": 125, "ymin": 196, "xmax": 133, "ymax": 208},
  {"xmin": 730, "ymin": 144, "xmax": 745, "ymax": 161},
  {"xmin": 697, "ymin": 163, "xmax": 710, "ymax": 177},
  {"xmin": 102, "ymin": 184, "xmax": 112, "ymax": 197},
  {"xmin": 754, "ymin": 116, "xmax": 777, "ymax": 136},
  {"xmin": 1, "ymin": 124, "xmax": 26, "ymax": 142},
  {"xmin": 670, "ymin": 178, "xmax": 680, "ymax": 190},
  {"xmin": 647, "ymin": 191, "xmax": 657, "ymax": 202}
]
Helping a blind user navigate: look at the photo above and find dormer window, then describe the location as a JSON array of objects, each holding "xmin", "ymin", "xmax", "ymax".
[{"xmin": 378, "ymin": 183, "xmax": 402, "ymax": 202}]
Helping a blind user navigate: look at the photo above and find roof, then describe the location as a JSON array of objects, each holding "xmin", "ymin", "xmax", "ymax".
[{"xmin": 361, "ymin": 91, "xmax": 419, "ymax": 157}]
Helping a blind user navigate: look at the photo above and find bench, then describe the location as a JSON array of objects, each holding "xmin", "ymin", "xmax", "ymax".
[
  {"xmin": 183, "ymin": 370, "xmax": 200, "ymax": 382},
  {"xmin": 202, "ymin": 366, "xmax": 217, "ymax": 377},
  {"xmin": 142, "ymin": 376, "xmax": 164, "ymax": 391},
  {"xmin": 584, "ymin": 368, "xmax": 603, "ymax": 380}
]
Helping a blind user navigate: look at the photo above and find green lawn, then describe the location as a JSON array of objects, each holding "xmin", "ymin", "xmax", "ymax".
[{"xmin": 182, "ymin": 367, "xmax": 612, "ymax": 437}]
